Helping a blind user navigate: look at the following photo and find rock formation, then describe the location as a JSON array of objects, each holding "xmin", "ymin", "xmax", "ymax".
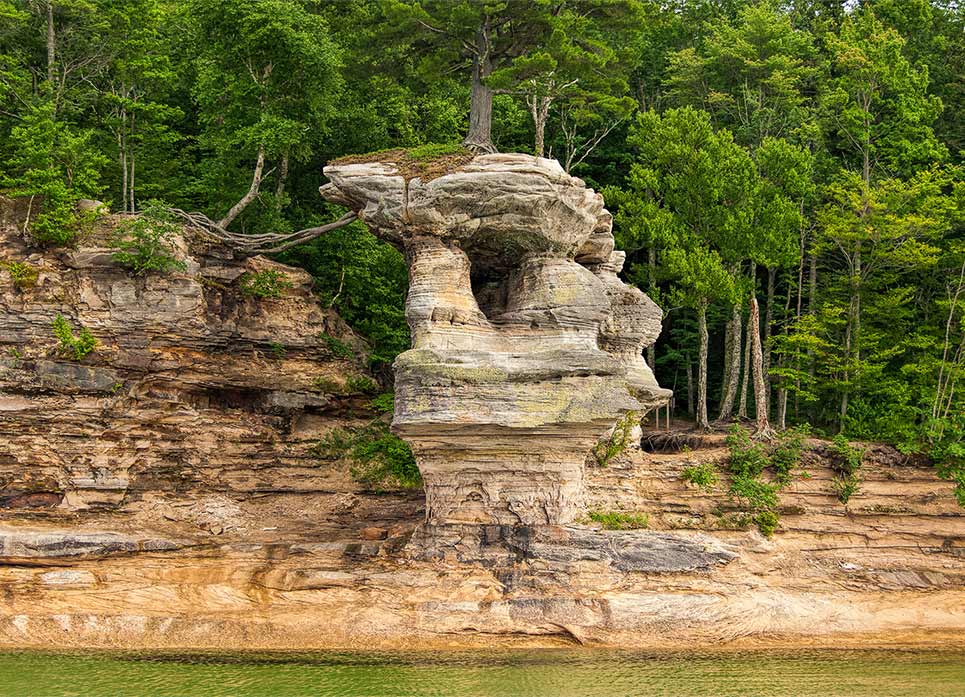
[
  {"xmin": 0, "ymin": 199, "xmax": 371, "ymax": 510},
  {"xmin": 320, "ymin": 153, "xmax": 670, "ymax": 527}
]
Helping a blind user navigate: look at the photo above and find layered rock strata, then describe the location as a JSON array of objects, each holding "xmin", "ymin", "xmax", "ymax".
[
  {"xmin": 0, "ymin": 204, "xmax": 371, "ymax": 511},
  {"xmin": 320, "ymin": 154, "xmax": 670, "ymax": 527}
]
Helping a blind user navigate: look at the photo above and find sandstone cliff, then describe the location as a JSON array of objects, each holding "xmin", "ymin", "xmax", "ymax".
[{"xmin": 1, "ymin": 173, "xmax": 964, "ymax": 652}]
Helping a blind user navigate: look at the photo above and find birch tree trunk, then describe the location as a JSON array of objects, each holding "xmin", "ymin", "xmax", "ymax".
[
  {"xmin": 750, "ymin": 296, "xmax": 772, "ymax": 438},
  {"xmin": 697, "ymin": 299, "xmax": 710, "ymax": 429},
  {"xmin": 717, "ymin": 304, "xmax": 742, "ymax": 420}
]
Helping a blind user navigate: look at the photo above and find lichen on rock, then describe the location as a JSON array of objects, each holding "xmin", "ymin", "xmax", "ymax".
[{"xmin": 321, "ymin": 153, "xmax": 671, "ymax": 528}]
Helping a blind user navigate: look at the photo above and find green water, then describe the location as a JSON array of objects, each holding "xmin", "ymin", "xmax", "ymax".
[{"xmin": 0, "ymin": 649, "xmax": 963, "ymax": 697}]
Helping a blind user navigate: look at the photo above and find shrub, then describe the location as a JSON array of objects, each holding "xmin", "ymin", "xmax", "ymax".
[
  {"xmin": 51, "ymin": 314, "xmax": 96, "ymax": 360},
  {"xmin": 269, "ymin": 342, "xmax": 286, "ymax": 359},
  {"xmin": 753, "ymin": 510, "xmax": 780, "ymax": 538},
  {"xmin": 239, "ymin": 268, "xmax": 293, "ymax": 299},
  {"xmin": 770, "ymin": 424, "xmax": 811, "ymax": 485},
  {"xmin": 1, "ymin": 259, "xmax": 39, "ymax": 289},
  {"xmin": 346, "ymin": 374, "xmax": 378, "ymax": 394},
  {"xmin": 320, "ymin": 333, "xmax": 355, "ymax": 359},
  {"xmin": 313, "ymin": 376, "xmax": 343, "ymax": 394},
  {"xmin": 313, "ymin": 421, "xmax": 420, "ymax": 490},
  {"xmin": 832, "ymin": 474, "xmax": 861, "ymax": 504},
  {"xmin": 725, "ymin": 424, "xmax": 768, "ymax": 479},
  {"xmin": 369, "ymin": 392, "xmax": 395, "ymax": 414},
  {"xmin": 592, "ymin": 411, "xmax": 638, "ymax": 467},
  {"xmin": 682, "ymin": 461, "xmax": 719, "ymax": 489},
  {"xmin": 830, "ymin": 435, "xmax": 864, "ymax": 504},
  {"xmin": 112, "ymin": 202, "xmax": 187, "ymax": 275},
  {"xmin": 587, "ymin": 510, "xmax": 650, "ymax": 530}
]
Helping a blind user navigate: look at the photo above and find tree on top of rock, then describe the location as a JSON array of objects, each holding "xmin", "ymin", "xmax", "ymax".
[{"xmin": 385, "ymin": 0, "xmax": 639, "ymax": 157}]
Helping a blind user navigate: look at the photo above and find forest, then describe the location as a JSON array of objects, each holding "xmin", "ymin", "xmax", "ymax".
[{"xmin": 0, "ymin": 1, "xmax": 962, "ymax": 482}]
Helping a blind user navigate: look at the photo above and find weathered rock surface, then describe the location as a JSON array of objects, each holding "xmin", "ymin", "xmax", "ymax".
[{"xmin": 321, "ymin": 154, "xmax": 670, "ymax": 527}]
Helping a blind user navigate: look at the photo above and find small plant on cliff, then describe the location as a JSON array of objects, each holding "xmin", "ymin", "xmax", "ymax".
[
  {"xmin": 587, "ymin": 510, "xmax": 649, "ymax": 530},
  {"xmin": 770, "ymin": 424, "xmax": 811, "ymax": 485},
  {"xmin": 1, "ymin": 259, "xmax": 39, "ymax": 289},
  {"xmin": 592, "ymin": 411, "xmax": 638, "ymax": 467},
  {"xmin": 313, "ymin": 421, "xmax": 420, "ymax": 491},
  {"xmin": 239, "ymin": 268, "xmax": 293, "ymax": 299},
  {"xmin": 319, "ymin": 332, "xmax": 355, "ymax": 360},
  {"xmin": 682, "ymin": 461, "xmax": 719, "ymax": 489},
  {"xmin": 369, "ymin": 392, "xmax": 395, "ymax": 414},
  {"xmin": 313, "ymin": 376, "xmax": 343, "ymax": 394},
  {"xmin": 726, "ymin": 424, "xmax": 780, "ymax": 537},
  {"xmin": 830, "ymin": 435, "xmax": 864, "ymax": 504},
  {"xmin": 269, "ymin": 342, "xmax": 287, "ymax": 359},
  {"xmin": 51, "ymin": 314, "xmax": 97, "ymax": 360},
  {"xmin": 112, "ymin": 202, "xmax": 187, "ymax": 275},
  {"xmin": 345, "ymin": 374, "xmax": 378, "ymax": 394}
]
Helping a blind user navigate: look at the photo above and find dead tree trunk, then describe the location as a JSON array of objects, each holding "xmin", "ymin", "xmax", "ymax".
[
  {"xmin": 219, "ymin": 145, "xmax": 266, "ymax": 230},
  {"xmin": 750, "ymin": 296, "xmax": 773, "ymax": 439}
]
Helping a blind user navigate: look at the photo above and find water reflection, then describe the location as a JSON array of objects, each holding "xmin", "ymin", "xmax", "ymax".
[{"xmin": 1, "ymin": 648, "xmax": 963, "ymax": 697}]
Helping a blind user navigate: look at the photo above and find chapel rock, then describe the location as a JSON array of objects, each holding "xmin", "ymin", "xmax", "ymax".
[{"xmin": 321, "ymin": 153, "xmax": 671, "ymax": 527}]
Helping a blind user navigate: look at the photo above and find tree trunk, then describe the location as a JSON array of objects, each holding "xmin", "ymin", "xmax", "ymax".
[
  {"xmin": 763, "ymin": 266, "xmax": 776, "ymax": 414},
  {"xmin": 776, "ymin": 387, "xmax": 787, "ymax": 430},
  {"xmin": 463, "ymin": 23, "xmax": 495, "ymax": 153},
  {"xmin": 647, "ymin": 247, "xmax": 657, "ymax": 369},
  {"xmin": 529, "ymin": 95, "xmax": 551, "ymax": 158},
  {"xmin": 119, "ymin": 130, "xmax": 127, "ymax": 214},
  {"xmin": 717, "ymin": 304, "xmax": 742, "ymax": 420},
  {"xmin": 128, "ymin": 109, "xmax": 135, "ymax": 213},
  {"xmin": 697, "ymin": 299, "xmax": 710, "ymax": 430},
  {"xmin": 219, "ymin": 145, "xmax": 266, "ymax": 230},
  {"xmin": 46, "ymin": 2, "xmax": 56, "ymax": 85},
  {"xmin": 749, "ymin": 296, "xmax": 772, "ymax": 438},
  {"xmin": 686, "ymin": 359, "xmax": 695, "ymax": 417},
  {"xmin": 275, "ymin": 152, "xmax": 289, "ymax": 211},
  {"xmin": 738, "ymin": 310, "xmax": 751, "ymax": 419}
]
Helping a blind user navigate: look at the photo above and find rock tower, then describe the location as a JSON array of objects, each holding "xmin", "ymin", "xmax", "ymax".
[{"xmin": 321, "ymin": 153, "xmax": 670, "ymax": 528}]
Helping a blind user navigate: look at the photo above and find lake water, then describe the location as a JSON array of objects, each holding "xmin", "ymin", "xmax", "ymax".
[{"xmin": 0, "ymin": 648, "xmax": 963, "ymax": 696}]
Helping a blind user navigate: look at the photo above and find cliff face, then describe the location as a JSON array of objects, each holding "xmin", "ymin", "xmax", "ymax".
[
  {"xmin": 321, "ymin": 154, "xmax": 669, "ymax": 528},
  {"xmin": 0, "ymin": 203, "xmax": 372, "ymax": 511},
  {"xmin": 1, "ymin": 184, "xmax": 964, "ymax": 652}
]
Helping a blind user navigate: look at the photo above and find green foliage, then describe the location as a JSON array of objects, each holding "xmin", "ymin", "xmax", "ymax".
[
  {"xmin": 312, "ymin": 376, "xmax": 342, "ymax": 394},
  {"xmin": 681, "ymin": 461, "xmax": 719, "ymax": 489},
  {"xmin": 238, "ymin": 269, "xmax": 293, "ymax": 299},
  {"xmin": 314, "ymin": 422, "xmax": 420, "ymax": 491},
  {"xmin": 2, "ymin": 102, "xmax": 106, "ymax": 247},
  {"xmin": 345, "ymin": 375, "xmax": 378, "ymax": 395},
  {"xmin": 319, "ymin": 333, "xmax": 355, "ymax": 360},
  {"xmin": 369, "ymin": 392, "xmax": 395, "ymax": 414},
  {"xmin": 725, "ymin": 424, "xmax": 768, "ymax": 480},
  {"xmin": 586, "ymin": 510, "xmax": 650, "ymax": 530},
  {"xmin": 269, "ymin": 342, "xmax": 286, "ymax": 360},
  {"xmin": 830, "ymin": 434, "xmax": 864, "ymax": 504},
  {"xmin": 592, "ymin": 411, "xmax": 638, "ymax": 467},
  {"xmin": 770, "ymin": 425, "xmax": 812, "ymax": 486},
  {"xmin": 1, "ymin": 259, "xmax": 38, "ymax": 289},
  {"xmin": 112, "ymin": 202, "xmax": 186, "ymax": 275},
  {"xmin": 51, "ymin": 314, "xmax": 97, "ymax": 360}
]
